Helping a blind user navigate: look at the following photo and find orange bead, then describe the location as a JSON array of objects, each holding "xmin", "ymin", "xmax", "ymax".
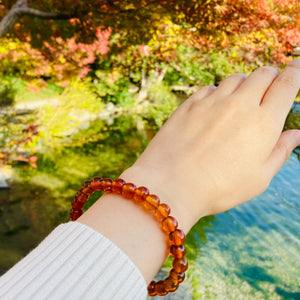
[
  {"xmin": 111, "ymin": 178, "xmax": 125, "ymax": 194},
  {"xmin": 172, "ymin": 258, "xmax": 188, "ymax": 273},
  {"xmin": 163, "ymin": 277, "xmax": 179, "ymax": 292},
  {"xmin": 102, "ymin": 178, "xmax": 113, "ymax": 192},
  {"xmin": 170, "ymin": 244, "xmax": 186, "ymax": 259},
  {"xmin": 133, "ymin": 186, "xmax": 149, "ymax": 203},
  {"xmin": 155, "ymin": 280, "xmax": 167, "ymax": 296},
  {"xmin": 147, "ymin": 281, "xmax": 156, "ymax": 296},
  {"xmin": 70, "ymin": 208, "xmax": 82, "ymax": 220},
  {"xmin": 90, "ymin": 177, "xmax": 103, "ymax": 191},
  {"xmin": 122, "ymin": 183, "xmax": 136, "ymax": 199},
  {"xmin": 155, "ymin": 203, "xmax": 171, "ymax": 220},
  {"xmin": 144, "ymin": 194, "xmax": 160, "ymax": 212},
  {"xmin": 161, "ymin": 216, "xmax": 178, "ymax": 233},
  {"xmin": 81, "ymin": 180, "xmax": 93, "ymax": 194},
  {"xmin": 169, "ymin": 269, "xmax": 185, "ymax": 284},
  {"xmin": 75, "ymin": 191, "xmax": 88, "ymax": 203},
  {"xmin": 72, "ymin": 198, "xmax": 84, "ymax": 210},
  {"xmin": 169, "ymin": 229, "xmax": 185, "ymax": 245}
]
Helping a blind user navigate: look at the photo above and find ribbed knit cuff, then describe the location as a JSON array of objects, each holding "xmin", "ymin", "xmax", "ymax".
[{"xmin": 0, "ymin": 222, "xmax": 147, "ymax": 300}]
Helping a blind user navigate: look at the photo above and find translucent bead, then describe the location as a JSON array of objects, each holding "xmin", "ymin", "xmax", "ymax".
[
  {"xmin": 102, "ymin": 178, "xmax": 113, "ymax": 192},
  {"xmin": 72, "ymin": 198, "xmax": 84, "ymax": 210},
  {"xmin": 81, "ymin": 180, "xmax": 93, "ymax": 194},
  {"xmin": 170, "ymin": 244, "xmax": 186, "ymax": 259},
  {"xmin": 133, "ymin": 186, "xmax": 149, "ymax": 203},
  {"xmin": 172, "ymin": 258, "xmax": 188, "ymax": 273},
  {"xmin": 90, "ymin": 177, "xmax": 103, "ymax": 191},
  {"xmin": 169, "ymin": 229, "xmax": 185, "ymax": 245},
  {"xmin": 122, "ymin": 183, "xmax": 136, "ymax": 199},
  {"xmin": 147, "ymin": 281, "xmax": 156, "ymax": 296},
  {"xmin": 75, "ymin": 191, "xmax": 88, "ymax": 203},
  {"xmin": 155, "ymin": 203, "xmax": 171, "ymax": 220},
  {"xmin": 144, "ymin": 194, "xmax": 160, "ymax": 212},
  {"xmin": 163, "ymin": 277, "xmax": 179, "ymax": 292},
  {"xmin": 161, "ymin": 216, "xmax": 178, "ymax": 233},
  {"xmin": 70, "ymin": 208, "xmax": 82, "ymax": 220},
  {"xmin": 155, "ymin": 280, "xmax": 167, "ymax": 296},
  {"xmin": 111, "ymin": 178, "xmax": 125, "ymax": 194},
  {"xmin": 169, "ymin": 269, "xmax": 185, "ymax": 283}
]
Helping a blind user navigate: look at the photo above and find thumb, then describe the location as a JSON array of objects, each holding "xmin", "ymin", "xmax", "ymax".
[{"xmin": 264, "ymin": 129, "xmax": 300, "ymax": 179}]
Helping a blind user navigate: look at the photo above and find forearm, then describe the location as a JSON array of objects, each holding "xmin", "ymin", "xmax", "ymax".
[{"xmin": 77, "ymin": 165, "xmax": 198, "ymax": 283}]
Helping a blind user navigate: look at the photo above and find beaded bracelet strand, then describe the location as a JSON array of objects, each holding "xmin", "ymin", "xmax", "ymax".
[{"xmin": 69, "ymin": 177, "xmax": 188, "ymax": 296}]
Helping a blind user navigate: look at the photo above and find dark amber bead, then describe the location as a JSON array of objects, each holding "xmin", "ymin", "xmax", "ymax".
[
  {"xmin": 154, "ymin": 280, "xmax": 167, "ymax": 296},
  {"xmin": 70, "ymin": 208, "xmax": 83, "ymax": 220},
  {"xmin": 102, "ymin": 178, "xmax": 113, "ymax": 192},
  {"xmin": 122, "ymin": 183, "xmax": 136, "ymax": 199},
  {"xmin": 155, "ymin": 203, "xmax": 171, "ymax": 220},
  {"xmin": 144, "ymin": 194, "xmax": 160, "ymax": 212},
  {"xmin": 111, "ymin": 178, "xmax": 126, "ymax": 194},
  {"xmin": 90, "ymin": 177, "xmax": 103, "ymax": 191},
  {"xmin": 170, "ymin": 244, "xmax": 186, "ymax": 259},
  {"xmin": 71, "ymin": 198, "xmax": 84, "ymax": 210},
  {"xmin": 161, "ymin": 216, "xmax": 178, "ymax": 233},
  {"xmin": 163, "ymin": 277, "xmax": 179, "ymax": 292},
  {"xmin": 172, "ymin": 258, "xmax": 188, "ymax": 273},
  {"xmin": 147, "ymin": 281, "xmax": 157, "ymax": 296},
  {"xmin": 169, "ymin": 269, "xmax": 185, "ymax": 283},
  {"xmin": 75, "ymin": 191, "xmax": 89, "ymax": 203},
  {"xmin": 133, "ymin": 186, "xmax": 149, "ymax": 204},
  {"xmin": 81, "ymin": 180, "xmax": 93, "ymax": 194},
  {"xmin": 169, "ymin": 229, "xmax": 186, "ymax": 245}
]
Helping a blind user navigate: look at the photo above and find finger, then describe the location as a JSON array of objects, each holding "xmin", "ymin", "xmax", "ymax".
[
  {"xmin": 215, "ymin": 73, "xmax": 247, "ymax": 97},
  {"xmin": 261, "ymin": 59, "xmax": 300, "ymax": 124},
  {"xmin": 264, "ymin": 129, "xmax": 300, "ymax": 179},
  {"xmin": 233, "ymin": 66, "xmax": 279, "ymax": 106},
  {"xmin": 188, "ymin": 85, "xmax": 216, "ymax": 102}
]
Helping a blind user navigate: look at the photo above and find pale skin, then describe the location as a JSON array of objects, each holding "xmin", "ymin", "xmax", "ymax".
[{"xmin": 78, "ymin": 58, "xmax": 300, "ymax": 285}]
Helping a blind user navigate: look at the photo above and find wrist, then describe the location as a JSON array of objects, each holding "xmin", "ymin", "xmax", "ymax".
[{"xmin": 120, "ymin": 165, "xmax": 202, "ymax": 233}]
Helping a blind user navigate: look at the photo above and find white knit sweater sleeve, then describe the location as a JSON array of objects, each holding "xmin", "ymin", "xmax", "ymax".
[{"xmin": 0, "ymin": 222, "xmax": 147, "ymax": 300}]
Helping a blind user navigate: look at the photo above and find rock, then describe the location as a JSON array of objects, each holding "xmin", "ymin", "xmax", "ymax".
[{"xmin": 0, "ymin": 167, "xmax": 11, "ymax": 189}]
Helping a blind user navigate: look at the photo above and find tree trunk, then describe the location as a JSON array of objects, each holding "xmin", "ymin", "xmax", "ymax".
[{"xmin": 0, "ymin": 0, "xmax": 72, "ymax": 37}]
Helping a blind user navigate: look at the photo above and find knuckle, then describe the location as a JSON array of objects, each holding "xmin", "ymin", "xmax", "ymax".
[{"xmin": 276, "ymin": 73, "xmax": 296, "ymax": 88}]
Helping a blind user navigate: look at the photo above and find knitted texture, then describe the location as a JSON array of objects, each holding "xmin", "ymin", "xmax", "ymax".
[{"xmin": 0, "ymin": 222, "xmax": 147, "ymax": 300}]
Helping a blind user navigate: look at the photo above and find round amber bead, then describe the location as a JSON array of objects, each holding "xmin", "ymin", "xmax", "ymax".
[
  {"xmin": 90, "ymin": 177, "xmax": 103, "ymax": 191},
  {"xmin": 169, "ymin": 229, "xmax": 186, "ymax": 245},
  {"xmin": 155, "ymin": 203, "xmax": 171, "ymax": 220},
  {"xmin": 161, "ymin": 216, "xmax": 178, "ymax": 233},
  {"xmin": 75, "ymin": 191, "xmax": 88, "ymax": 203},
  {"xmin": 111, "ymin": 178, "xmax": 125, "ymax": 194},
  {"xmin": 170, "ymin": 244, "xmax": 186, "ymax": 259},
  {"xmin": 155, "ymin": 280, "xmax": 167, "ymax": 296},
  {"xmin": 169, "ymin": 269, "xmax": 185, "ymax": 283},
  {"xmin": 81, "ymin": 180, "xmax": 93, "ymax": 194},
  {"xmin": 102, "ymin": 178, "xmax": 113, "ymax": 192},
  {"xmin": 147, "ymin": 281, "xmax": 156, "ymax": 296},
  {"xmin": 144, "ymin": 194, "xmax": 160, "ymax": 212},
  {"xmin": 122, "ymin": 183, "xmax": 136, "ymax": 199},
  {"xmin": 133, "ymin": 186, "xmax": 149, "ymax": 203},
  {"xmin": 70, "ymin": 208, "xmax": 83, "ymax": 220},
  {"xmin": 163, "ymin": 277, "xmax": 179, "ymax": 292},
  {"xmin": 71, "ymin": 198, "xmax": 84, "ymax": 210},
  {"xmin": 172, "ymin": 258, "xmax": 188, "ymax": 273}
]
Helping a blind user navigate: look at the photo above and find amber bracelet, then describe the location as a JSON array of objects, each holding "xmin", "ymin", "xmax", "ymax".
[{"xmin": 69, "ymin": 177, "xmax": 188, "ymax": 296}]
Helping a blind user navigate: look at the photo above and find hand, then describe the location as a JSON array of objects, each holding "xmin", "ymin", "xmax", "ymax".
[{"xmin": 122, "ymin": 59, "xmax": 300, "ymax": 231}]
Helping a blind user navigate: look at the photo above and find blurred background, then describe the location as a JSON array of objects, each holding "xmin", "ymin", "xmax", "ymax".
[{"xmin": 0, "ymin": 1, "xmax": 299, "ymax": 299}]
